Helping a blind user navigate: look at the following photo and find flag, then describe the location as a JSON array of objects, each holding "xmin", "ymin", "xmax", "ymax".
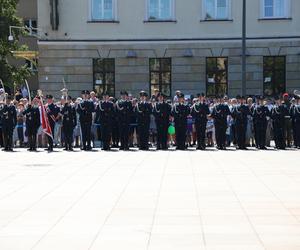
[{"xmin": 39, "ymin": 98, "xmax": 53, "ymax": 139}]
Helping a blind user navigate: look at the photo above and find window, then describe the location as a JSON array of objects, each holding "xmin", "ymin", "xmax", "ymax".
[
  {"xmin": 147, "ymin": 0, "xmax": 175, "ymax": 20},
  {"xmin": 263, "ymin": 56, "xmax": 286, "ymax": 96},
  {"xmin": 24, "ymin": 19, "xmax": 37, "ymax": 35},
  {"xmin": 91, "ymin": 0, "xmax": 115, "ymax": 20},
  {"xmin": 206, "ymin": 57, "xmax": 228, "ymax": 97},
  {"xmin": 25, "ymin": 59, "xmax": 38, "ymax": 72},
  {"xmin": 93, "ymin": 58, "xmax": 115, "ymax": 97},
  {"xmin": 150, "ymin": 58, "xmax": 171, "ymax": 97},
  {"xmin": 261, "ymin": 0, "xmax": 290, "ymax": 18},
  {"xmin": 203, "ymin": 0, "xmax": 230, "ymax": 20}
]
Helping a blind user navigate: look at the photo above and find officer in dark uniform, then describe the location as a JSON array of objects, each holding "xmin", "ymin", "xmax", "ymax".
[
  {"xmin": 211, "ymin": 96, "xmax": 231, "ymax": 150},
  {"xmin": 116, "ymin": 91, "xmax": 133, "ymax": 150},
  {"xmin": 290, "ymin": 96, "xmax": 300, "ymax": 149},
  {"xmin": 153, "ymin": 93, "xmax": 171, "ymax": 150},
  {"xmin": 110, "ymin": 97, "xmax": 119, "ymax": 148},
  {"xmin": 135, "ymin": 91, "xmax": 152, "ymax": 150},
  {"xmin": 77, "ymin": 90, "xmax": 94, "ymax": 151},
  {"xmin": 45, "ymin": 95, "xmax": 59, "ymax": 152},
  {"xmin": 271, "ymin": 97, "xmax": 286, "ymax": 150},
  {"xmin": 231, "ymin": 96, "xmax": 250, "ymax": 150},
  {"xmin": 252, "ymin": 96, "xmax": 270, "ymax": 150},
  {"xmin": 95, "ymin": 93, "xmax": 114, "ymax": 151},
  {"xmin": 191, "ymin": 93, "xmax": 210, "ymax": 150},
  {"xmin": 23, "ymin": 97, "xmax": 41, "ymax": 151},
  {"xmin": 172, "ymin": 93, "xmax": 190, "ymax": 150},
  {"xmin": 0, "ymin": 95, "xmax": 17, "ymax": 151},
  {"xmin": 60, "ymin": 96, "xmax": 77, "ymax": 151}
]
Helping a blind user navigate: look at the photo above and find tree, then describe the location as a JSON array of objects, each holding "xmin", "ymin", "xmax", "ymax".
[{"xmin": 0, "ymin": 0, "xmax": 33, "ymax": 94}]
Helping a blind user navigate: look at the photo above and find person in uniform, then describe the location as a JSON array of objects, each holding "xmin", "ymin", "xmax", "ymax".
[
  {"xmin": 60, "ymin": 96, "xmax": 77, "ymax": 151},
  {"xmin": 45, "ymin": 95, "xmax": 60, "ymax": 152},
  {"xmin": 271, "ymin": 97, "xmax": 286, "ymax": 150},
  {"xmin": 211, "ymin": 96, "xmax": 231, "ymax": 150},
  {"xmin": 153, "ymin": 93, "xmax": 172, "ymax": 150},
  {"xmin": 77, "ymin": 90, "xmax": 94, "ymax": 151},
  {"xmin": 231, "ymin": 96, "xmax": 250, "ymax": 150},
  {"xmin": 95, "ymin": 93, "xmax": 114, "ymax": 151},
  {"xmin": 110, "ymin": 97, "xmax": 119, "ymax": 148},
  {"xmin": 290, "ymin": 96, "xmax": 300, "ymax": 149},
  {"xmin": 135, "ymin": 91, "xmax": 152, "ymax": 150},
  {"xmin": 252, "ymin": 96, "xmax": 270, "ymax": 150},
  {"xmin": 0, "ymin": 95, "xmax": 17, "ymax": 151},
  {"xmin": 171, "ymin": 93, "xmax": 190, "ymax": 150},
  {"xmin": 282, "ymin": 93, "xmax": 292, "ymax": 147},
  {"xmin": 23, "ymin": 97, "xmax": 41, "ymax": 151},
  {"xmin": 191, "ymin": 93, "xmax": 210, "ymax": 150},
  {"xmin": 116, "ymin": 91, "xmax": 133, "ymax": 150}
]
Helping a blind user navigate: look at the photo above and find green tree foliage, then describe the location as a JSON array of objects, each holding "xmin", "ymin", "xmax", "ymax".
[{"xmin": 0, "ymin": 0, "xmax": 32, "ymax": 93}]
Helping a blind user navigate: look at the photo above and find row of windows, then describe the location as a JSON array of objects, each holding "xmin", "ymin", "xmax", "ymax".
[
  {"xmin": 93, "ymin": 56, "xmax": 286, "ymax": 98},
  {"xmin": 90, "ymin": 0, "xmax": 291, "ymax": 22}
]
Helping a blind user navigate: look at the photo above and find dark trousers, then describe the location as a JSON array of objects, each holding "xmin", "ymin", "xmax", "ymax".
[
  {"xmin": 2, "ymin": 127, "xmax": 13, "ymax": 150},
  {"xmin": 273, "ymin": 121, "xmax": 285, "ymax": 149},
  {"xmin": 138, "ymin": 123, "xmax": 150, "ymax": 150},
  {"xmin": 255, "ymin": 122, "xmax": 267, "ymax": 149},
  {"xmin": 81, "ymin": 122, "xmax": 92, "ymax": 150},
  {"xmin": 195, "ymin": 121, "xmax": 207, "ymax": 149},
  {"xmin": 294, "ymin": 121, "xmax": 300, "ymax": 147},
  {"xmin": 17, "ymin": 127, "xmax": 24, "ymax": 145},
  {"xmin": 111, "ymin": 125, "xmax": 119, "ymax": 146},
  {"xmin": 47, "ymin": 122, "xmax": 55, "ymax": 150},
  {"xmin": 215, "ymin": 122, "xmax": 227, "ymax": 148},
  {"xmin": 101, "ymin": 124, "xmax": 112, "ymax": 150},
  {"xmin": 27, "ymin": 127, "xmax": 38, "ymax": 150},
  {"xmin": 63, "ymin": 126, "xmax": 74, "ymax": 150},
  {"xmin": 118, "ymin": 123, "xmax": 130, "ymax": 150},
  {"xmin": 175, "ymin": 123, "xmax": 187, "ymax": 150},
  {"xmin": 235, "ymin": 122, "xmax": 247, "ymax": 149},
  {"xmin": 156, "ymin": 122, "xmax": 168, "ymax": 150},
  {"xmin": 0, "ymin": 127, "xmax": 3, "ymax": 147}
]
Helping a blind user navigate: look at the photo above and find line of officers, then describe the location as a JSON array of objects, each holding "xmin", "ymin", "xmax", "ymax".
[{"xmin": 0, "ymin": 90, "xmax": 300, "ymax": 152}]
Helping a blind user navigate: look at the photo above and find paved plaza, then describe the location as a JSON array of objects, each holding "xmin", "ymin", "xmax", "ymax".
[{"xmin": 0, "ymin": 148, "xmax": 300, "ymax": 250}]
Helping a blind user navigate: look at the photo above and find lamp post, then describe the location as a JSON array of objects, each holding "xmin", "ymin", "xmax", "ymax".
[{"xmin": 242, "ymin": 0, "xmax": 247, "ymax": 96}]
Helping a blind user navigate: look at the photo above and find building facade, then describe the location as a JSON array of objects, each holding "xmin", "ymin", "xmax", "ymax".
[
  {"xmin": 16, "ymin": 0, "xmax": 39, "ymax": 91},
  {"xmin": 38, "ymin": 0, "xmax": 300, "ymax": 98}
]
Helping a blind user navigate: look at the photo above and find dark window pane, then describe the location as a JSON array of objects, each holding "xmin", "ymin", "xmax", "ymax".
[
  {"xmin": 162, "ymin": 72, "xmax": 171, "ymax": 84},
  {"xmin": 161, "ymin": 58, "xmax": 171, "ymax": 71},
  {"xmin": 161, "ymin": 84, "xmax": 171, "ymax": 97},
  {"xmin": 105, "ymin": 73, "xmax": 114, "ymax": 84},
  {"xmin": 207, "ymin": 84, "xmax": 215, "ymax": 96},
  {"xmin": 104, "ymin": 59, "xmax": 115, "ymax": 72},
  {"xmin": 206, "ymin": 58, "xmax": 216, "ymax": 71},
  {"xmin": 150, "ymin": 58, "xmax": 160, "ymax": 71}
]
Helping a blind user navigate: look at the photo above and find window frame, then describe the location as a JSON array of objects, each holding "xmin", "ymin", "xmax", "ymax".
[
  {"xmin": 202, "ymin": 0, "xmax": 231, "ymax": 21},
  {"xmin": 146, "ymin": 0, "xmax": 176, "ymax": 21},
  {"xmin": 90, "ymin": 0, "xmax": 118, "ymax": 21},
  {"xmin": 205, "ymin": 57, "xmax": 228, "ymax": 97},
  {"xmin": 149, "ymin": 58, "xmax": 172, "ymax": 97},
  {"xmin": 263, "ymin": 56, "xmax": 286, "ymax": 97},
  {"xmin": 93, "ymin": 58, "xmax": 116, "ymax": 97},
  {"xmin": 24, "ymin": 19, "xmax": 38, "ymax": 35},
  {"xmin": 260, "ymin": 0, "xmax": 291, "ymax": 19}
]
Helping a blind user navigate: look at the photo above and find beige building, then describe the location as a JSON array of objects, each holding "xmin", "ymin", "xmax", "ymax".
[
  {"xmin": 38, "ymin": 0, "xmax": 300, "ymax": 98},
  {"xmin": 16, "ymin": 0, "xmax": 39, "ymax": 92}
]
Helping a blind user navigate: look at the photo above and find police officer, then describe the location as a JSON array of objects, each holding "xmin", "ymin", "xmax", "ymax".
[
  {"xmin": 45, "ymin": 95, "xmax": 59, "ymax": 152},
  {"xmin": 231, "ymin": 96, "xmax": 250, "ymax": 150},
  {"xmin": 95, "ymin": 93, "xmax": 114, "ymax": 151},
  {"xmin": 252, "ymin": 96, "xmax": 270, "ymax": 150},
  {"xmin": 60, "ymin": 96, "xmax": 76, "ymax": 151},
  {"xmin": 191, "ymin": 93, "xmax": 210, "ymax": 150},
  {"xmin": 271, "ymin": 97, "xmax": 286, "ymax": 150},
  {"xmin": 23, "ymin": 97, "xmax": 41, "ymax": 151},
  {"xmin": 211, "ymin": 96, "xmax": 231, "ymax": 150},
  {"xmin": 172, "ymin": 93, "xmax": 190, "ymax": 150},
  {"xmin": 116, "ymin": 91, "xmax": 133, "ymax": 151},
  {"xmin": 77, "ymin": 90, "xmax": 94, "ymax": 151},
  {"xmin": 153, "ymin": 93, "xmax": 172, "ymax": 150},
  {"xmin": 135, "ymin": 91, "xmax": 152, "ymax": 150},
  {"xmin": 0, "ymin": 95, "xmax": 17, "ymax": 151},
  {"xmin": 290, "ymin": 96, "xmax": 300, "ymax": 149}
]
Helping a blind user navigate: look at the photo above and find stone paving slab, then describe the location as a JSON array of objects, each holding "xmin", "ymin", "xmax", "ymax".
[{"xmin": 0, "ymin": 148, "xmax": 299, "ymax": 250}]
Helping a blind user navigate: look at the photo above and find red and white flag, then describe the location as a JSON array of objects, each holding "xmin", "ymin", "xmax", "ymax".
[{"xmin": 39, "ymin": 98, "xmax": 53, "ymax": 139}]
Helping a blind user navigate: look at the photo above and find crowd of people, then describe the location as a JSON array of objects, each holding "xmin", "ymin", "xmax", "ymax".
[{"xmin": 0, "ymin": 87, "xmax": 300, "ymax": 152}]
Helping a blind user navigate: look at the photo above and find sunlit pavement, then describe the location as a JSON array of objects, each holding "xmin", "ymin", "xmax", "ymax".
[{"xmin": 0, "ymin": 148, "xmax": 300, "ymax": 250}]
